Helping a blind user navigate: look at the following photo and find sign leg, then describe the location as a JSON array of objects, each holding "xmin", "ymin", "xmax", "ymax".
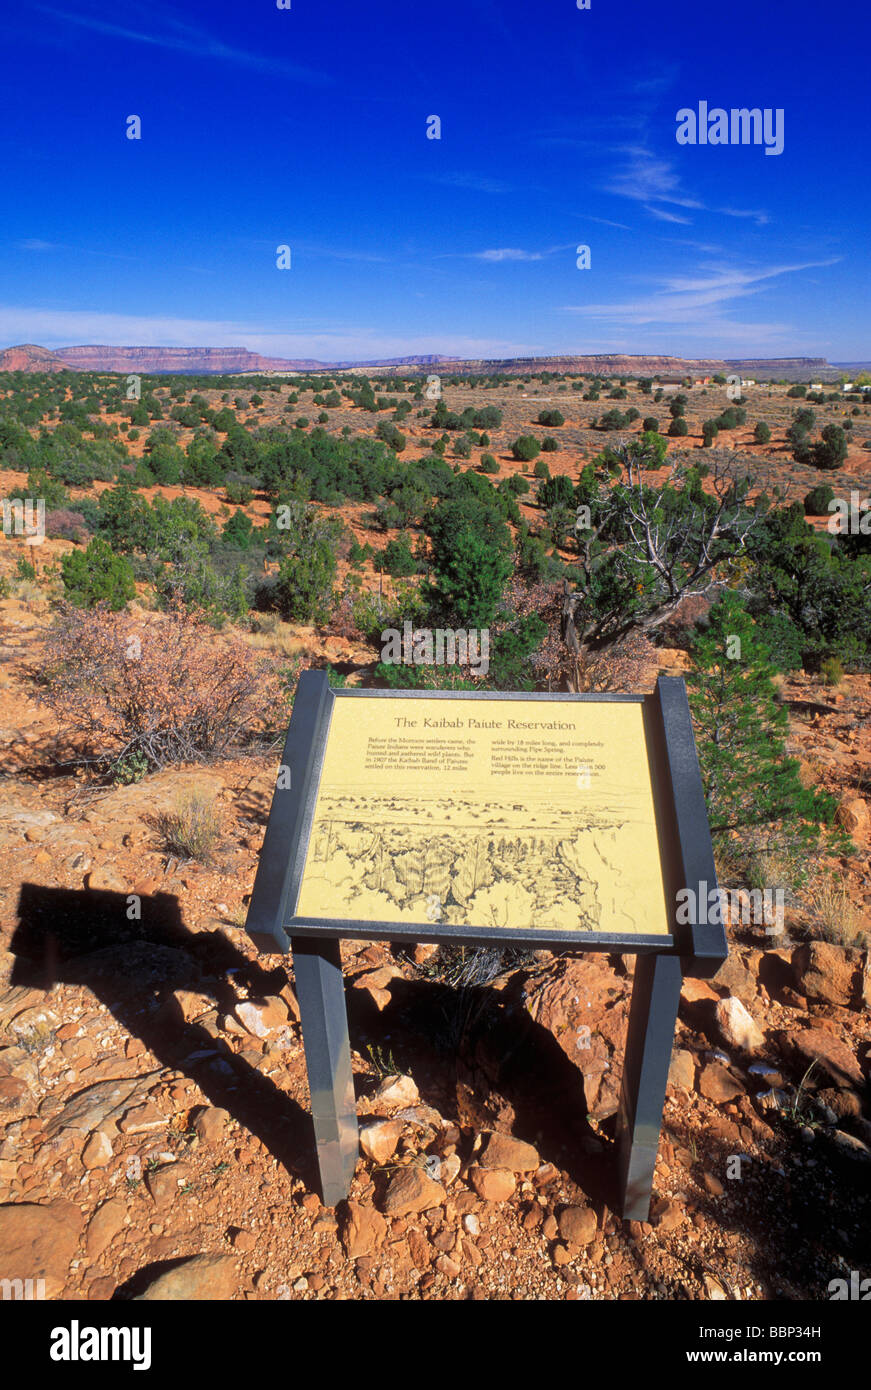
[
  {"xmin": 291, "ymin": 936, "xmax": 359, "ymax": 1206},
  {"xmin": 616, "ymin": 952, "xmax": 682, "ymax": 1221}
]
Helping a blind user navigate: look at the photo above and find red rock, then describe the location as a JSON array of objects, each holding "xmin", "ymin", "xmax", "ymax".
[
  {"xmin": 681, "ymin": 977, "xmax": 720, "ymax": 1005},
  {"xmin": 235, "ymin": 996, "xmax": 290, "ymax": 1039},
  {"xmin": 715, "ymin": 997, "xmax": 765, "ymax": 1052},
  {"xmin": 0, "ymin": 1076, "xmax": 29, "ymax": 1108},
  {"xmin": 192, "ymin": 1106, "xmax": 230, "ymax": 1144},
  {"xmin": 81, "ymin": 1132, "xmax": 113, "ymax": 1169},
  {"xmin": 652, "ymin": 1198, "xmax": 686, "ymax": 1232},
  {"xmin": 711, "ymin": 951, "xmax": 761, "ymax": 1005},
  {"xmin": 533, "ymin": 1162, "xmax": 559, "ymax": 1187},
  {"xmin": 468, "ymin": 1166, "xmax": 516, "ymax": 1202},
  {"xmin": 699, "ymin": 1062, "xmax": 743, "ymax": 1104},
  {"xmin": 791, "ymin": 942, "xmax": 866, "ymax": 1010},
  {"xmin": 85, "ymin": 865, "xmax": 127, "ymax": 893},
  {"xmin": 374, "ymin": 1074, "xmax": 419, "ymax": 1109},
  {"xmin": 558, "ymin": 1206, "xmax": 597, "ymax": 1246},
  {"xmin": 776, "ymin": 1027, "xmax": 863, "ymax": 1089},
  {"xmin": 86, "ymin": 1198, "xmax": 128, "ymax": 1259},
  {"xmin": 381, "ymin": 1167, "xmax": 446, "ymax": 1216},
  {"xmin": 340, "ymin": 1200, "xmax": 387, "ymax": 1258},
  {"xmin": 231, "ymin": 1229, "xmax": 256, "ymax": 1252},
  {"xmin": 146, "ymin": 1164, "xmax": 190, "ymax": 1210},
  {"xmin": 478, "ymin": 1132, "xmax": 540, "ymax": 1173},
  {"xmin": 358, "ymin": 1119, "xmax": 403, "ymax": 1166},
  {"xmin": 119, "ymin": 1103, "xmax": 165, "ymax": 1135},
  {"xmin": 87, "ymin": 1276, "xmax": 117, "ymax": 1300},
  {"xmin": 135, "ymin": 1253, "xmax": 238, "ymax": 1300},
  {"xmin": 0, "ymin": 1199, "xmax": 83, "ymax": 1298}
]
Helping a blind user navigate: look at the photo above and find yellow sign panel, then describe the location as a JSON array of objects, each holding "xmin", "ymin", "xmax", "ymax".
[{"xmin": 295, "ymin": 697, "xmax": 671, "ymax": 937}]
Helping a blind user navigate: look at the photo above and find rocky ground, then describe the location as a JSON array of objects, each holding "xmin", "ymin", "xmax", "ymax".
[{"xmin": 0, "ymin": 598, "xmax": 869, "ymax": 1301}]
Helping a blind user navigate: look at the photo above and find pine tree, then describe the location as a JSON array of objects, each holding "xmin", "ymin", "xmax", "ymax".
[{"xmin": 685, "ymin": 591, "xmax": 847, "ymax": 877}]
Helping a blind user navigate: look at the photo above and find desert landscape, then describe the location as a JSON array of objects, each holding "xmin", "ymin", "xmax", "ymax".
[{"xmin": 0, "ymin": 356, "xmax": 868, "ymax": 1309}]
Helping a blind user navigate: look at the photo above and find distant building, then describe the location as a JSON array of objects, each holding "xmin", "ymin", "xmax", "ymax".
[{"xmin": 810, "ymin": 383, "xmax": 823, "ymax": 391}]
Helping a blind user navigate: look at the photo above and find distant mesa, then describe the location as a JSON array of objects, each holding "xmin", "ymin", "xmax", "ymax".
[{"xmin": 0, "ymin": 342, "xmax": 854, "ymax": 381}]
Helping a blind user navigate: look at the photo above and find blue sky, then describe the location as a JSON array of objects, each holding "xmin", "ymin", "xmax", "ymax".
[{"xmin": 2, "ymin": 0, "xmax": 869, "ymax": 362}]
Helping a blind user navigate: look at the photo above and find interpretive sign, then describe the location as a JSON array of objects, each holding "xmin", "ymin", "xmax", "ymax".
[{"xmin": 246, "ymin": 672, "xmax": 726, "ymax": 1219}]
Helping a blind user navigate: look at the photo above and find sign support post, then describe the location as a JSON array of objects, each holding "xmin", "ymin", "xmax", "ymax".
[
  {"xmin": 291, "ymin": 935, "xmax": 359, "ymax": 1206},
  {"xmin": 616, "ymin": 952, "xmax": 683, "ymax": 1219}
]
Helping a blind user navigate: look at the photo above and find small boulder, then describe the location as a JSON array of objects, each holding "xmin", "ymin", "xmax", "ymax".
[
  {"xmin": 235, "ymin": 996, "xmax": 290, "ymax": 1039},
  {"xmin": 340, "ymin": 1200, "xmax": 387, "ymax": 1258},
  {"xmin": 359, "ymin": 1119, "xmax": 403, "ymax": 1165},
  {"xmin": 374, "ymin": 1074, "xmax": 419, "ymax": 1109},
  {"xmin": 699, "ymin": 1061, "xmax": 743, "ymax": 1104},
  {"xmin": 468, "ymin": 1165, "xmax": 516, "ymax": 1202},
  {"xmin": 192, "ymin": 1106, "xmax": 230, "ymax": 1145},
  {"xmin": 381, "ymin": 1166, "xmax": 446, "ymax": 1216},
  {"xmin": 0, "ymin": 1200, "xmax": 83, "ymax": 1299},
  {"xmin": 478, "ymin": 1132, "xmax": 540, "ymax": 1173},
  {"xmin": 558, "ymin": 1206, "xmax": 597, "ymax": 1246},
  {"xmin": 791, "ymin": 942, "xmax": 866, "ymax": 1010},
  {"xmin": 135, "ymin": 1253, "xmax": 237, "ymax": 1300},
  {"xmin": 81, "ymin": 1131, "xmax": 113, "ymax": 1170},
  {"xmin": 716, "ymin": 997, "xmax": 764, "ymax": 1052}
]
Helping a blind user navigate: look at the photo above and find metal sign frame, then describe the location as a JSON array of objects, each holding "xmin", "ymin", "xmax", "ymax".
[{"xmin": 246, "ymin": 672, "xmax": 726, "ymax": 1219}]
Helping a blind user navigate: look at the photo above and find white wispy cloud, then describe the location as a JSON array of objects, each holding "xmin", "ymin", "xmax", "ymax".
[
  {"xmin": 605, "ymin": 148, "xmax": 703, "ymax": 210},
  {"xmin": 473, "ymin": 248, "xmax": 544, "ymax": 262},
  {"xmin": 644, "ymin": 206, "xmax": 692, "ymax": 225},
  {"xmin": 605, "ymin": 147, "xmax": 770, "ymax": 226},
  {"xmin": 560, "ymin": 258, "xmax": 840, "ymax": 329},
  {"xmin": 34, "ymin": 2, "xmax": 331, "ymax": 84}
]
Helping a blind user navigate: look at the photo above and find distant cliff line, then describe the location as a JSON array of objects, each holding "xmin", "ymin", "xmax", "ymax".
[{"xmin": 0, "ymin": 341, "xmax": 851, "ymax": 382}]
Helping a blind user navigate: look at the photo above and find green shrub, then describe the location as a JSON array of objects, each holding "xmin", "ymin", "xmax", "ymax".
[
  {"xmin": 541, "ymin": 436, "xmax": 560, "ymax": 452},
  {"xmin": 377, "ymin": 534, "xmax": 418, "ymax": 577},
  {"xmin": 533, "ymin": 458, "xmax": 549, "ymax": 478},
  {"xmin": 754, "ymin": 421, "xmax": 771, "ymax": 445},
  {"xmin": 222, "ymin": 509, "xmax": 255, "ymax": 549},
  {"xmin": 667, "ymin": 417, "xmax": 689, "ymax": 437},
  {"xmin": 478, "ymin": 453, "xmax": 499, "ymax": 473},
  {"xmin": 61, "ymin": 537, "xmax": 136, "ymax": 611},
  {"xmin": 511, "ymin": 435, "xmax": 541, "ymax": 462},
  {"xmin": 536, "ymin": 474, "xmax": 574, "ymax": 509},
  {"xmin": 804, "ymin": 483, "xmax": 835, "ymax": 516}
]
